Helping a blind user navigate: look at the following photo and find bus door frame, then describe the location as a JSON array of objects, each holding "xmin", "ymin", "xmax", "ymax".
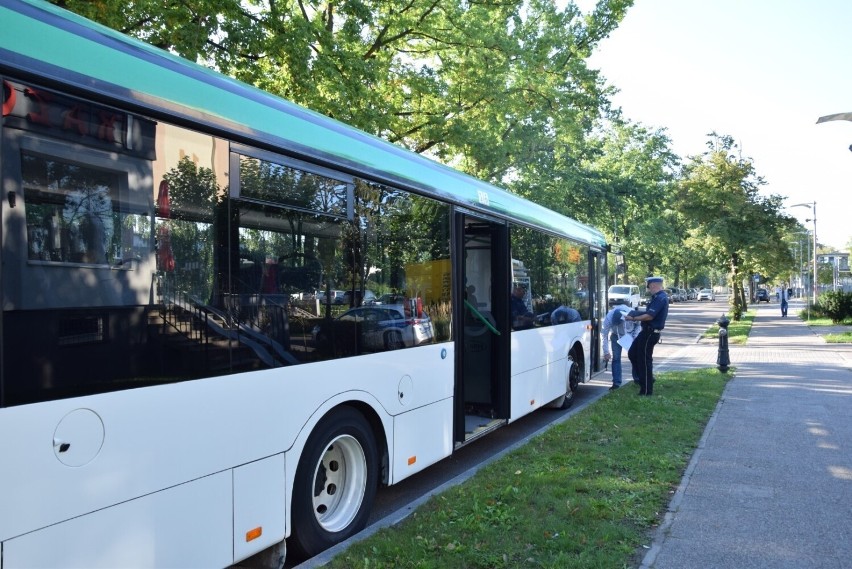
[
  {"xmin": 452, "ymin": 209, "xmax": 510, "ymax": 445},
  {"xmin": 589, "ymin": 248, "xmax": 606, "ymax": 373}
]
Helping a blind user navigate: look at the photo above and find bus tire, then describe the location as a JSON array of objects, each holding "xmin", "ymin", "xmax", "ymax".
[
  {"xmin": 568, "ymin": 350, "xmax": 583, "ymax": 393},
  {"xmin": 550, "ymin": 354, "xmax": 578, "ymax": 410},
  {"xmin": 289, "ymin": 406, "xmax": 378, "ymax": 560}
]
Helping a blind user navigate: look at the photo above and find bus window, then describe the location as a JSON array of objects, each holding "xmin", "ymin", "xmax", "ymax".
[
  {"xmin": 354, "ymin": 180, "xmax": 452, "ymax": 344},
  {"xmin": 510, "ymin": 226, "xmax": 590, "ymax": 326}
]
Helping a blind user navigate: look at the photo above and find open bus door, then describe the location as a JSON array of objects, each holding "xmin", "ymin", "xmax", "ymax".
[
  {"xmin": 589, "ymin": 248, "xmax": 606, "ymax": 373},
  {"xmin": 453, "ymin": 212, "xmax": 510, "ymax": 447}
]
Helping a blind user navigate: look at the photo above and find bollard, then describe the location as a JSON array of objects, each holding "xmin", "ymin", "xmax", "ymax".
[{"xmin": 717, "ymin": 314, "xmax": 730, "ymax": 373}]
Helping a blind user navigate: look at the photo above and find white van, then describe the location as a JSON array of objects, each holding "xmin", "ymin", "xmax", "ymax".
[{"xmin": 608, "ymin": 284, "xmax": 641, "ymax": 309}]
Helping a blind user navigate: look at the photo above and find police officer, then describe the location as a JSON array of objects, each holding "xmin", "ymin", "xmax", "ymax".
[{"xmin": 625, "ymin": 276, "xmax": 669, "ymax": 396}]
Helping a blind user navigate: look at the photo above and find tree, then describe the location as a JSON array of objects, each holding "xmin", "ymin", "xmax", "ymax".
[
  {"xmin": 557, "ymin": 120, "xmax": 678, "ymax": 282},
  {"xmin": 676, "ymin": 134, "xmax": 797, "ymax": 319},
  {"xmin": 53, "ymin": 0, "xmax": 632, "ymax": 186}
]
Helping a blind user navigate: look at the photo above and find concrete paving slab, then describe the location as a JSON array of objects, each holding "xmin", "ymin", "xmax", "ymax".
[{"xmin": 641, "ymin": 301, "xmax": 852, "ymax": 569}]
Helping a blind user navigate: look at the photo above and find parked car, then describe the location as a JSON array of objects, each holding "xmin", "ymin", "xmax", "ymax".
[
  {"xmin": 665, "ymin": 288, "xmax": 679, "ymax": 302},
  {"xmin": 312, "ymin": 304, "xmax": 434, "ymax": 352},
  {"xmin": 376, "ymin": 293, "xmax": 407, "ymax": 305},
  {"xmin": 608, "ymin": 284, "xmax": 641, "ymax": 309},
  {"xmin": 756, "ymin": 289, "xmax": 770, "ymax": 303},
  {"xmin": 342, "ymin": 289, "xmax": 376, "ymax": 306},
  {"xmin": 697, "ymin": 288, "xmax": 715, "ymax": 301},
  {"xmin": 316, "ymin": 289, "xmax": 346, "ymax": 304}
]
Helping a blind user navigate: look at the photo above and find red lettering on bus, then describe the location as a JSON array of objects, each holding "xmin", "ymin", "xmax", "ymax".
[
  {"xmin": 62, "ymin": 104, "xmax": 89, "ymax": 136},
  {"xmin": 2, "ymin": 80, "xmax": 16, "ymax": 117},
  {"xmin": 97, "ymin": 110, "xmax": 118, "ymax": 142},
  {"xmin": 24, "ymin": 87, "xmax": 52, "ymax": 125}
]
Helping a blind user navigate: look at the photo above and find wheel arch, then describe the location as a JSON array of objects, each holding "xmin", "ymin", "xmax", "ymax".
[
  {"xmin": 569, "ymin": 339, "xmax": 588, "ymax": 383},
  {"xmin": 283, "ymin": 396, "xmax": 391, "ymax": 541}
]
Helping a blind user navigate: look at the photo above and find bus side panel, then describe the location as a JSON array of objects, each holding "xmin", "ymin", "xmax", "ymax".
[
  {"xmin": 3, "ymin": 471, "xmax": 232, "ymax": 569},
  {"xmin": 391, "ymin": 397, "xmax": 453, "ymax": 483},
  {"xmin": 0, "ymin": 345, "xmax": 452, "ymax": 545},
  {"xmin": 233, "ymin": 454, "xmax": 287, "ymax": 563},
  {"xmin": 508, "ymin": 323, "xmax": 589, "ymax": 421},
  {"xmin": 509, "ymin": 329, "xmax": 553, "ymax": 420}
]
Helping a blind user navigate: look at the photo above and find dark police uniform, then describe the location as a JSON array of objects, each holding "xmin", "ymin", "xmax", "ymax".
[{"xmin": 628, "ymin": 285, "xmax": 669, "ymax": 395}]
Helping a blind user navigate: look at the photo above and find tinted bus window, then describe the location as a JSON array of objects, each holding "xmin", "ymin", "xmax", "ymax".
[
  {"xmin": 354, "ymin": 180, "xmax": 452, "ymax": 343},
  {"xmin": 510, "ymin": 225, "xmax": 590, "ymax": 327}
]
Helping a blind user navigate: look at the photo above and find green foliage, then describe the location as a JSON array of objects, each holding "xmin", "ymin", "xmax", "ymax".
[
  {"xmin": 675, "ymin": 134, "xmax": 798, "ymax": 315},
  {"xmin": 817, "ymin": 291, "xmax": 852, "ymax": 324},
  {"xmin": 55, "ymin": 0, "xmax": 632, "ymax": 188},
  {"xmin": 53, "ymin": 2, "xmax": 807, "ymax": 292},
  {"xmin": 729, "ymin": 294, "xmax": 744, "ymax": 321},
  {"xmin": 160, "ymin": 157, "xmax": 220, "ymax": 298},
  {"xmin": 824, "ymin": 331, "xmax": 852, "ymax": 343},
  {"xmin": 326, "ymin": 369, "xmax": 728, "ymax": 569},
  {"xmin": 703, "ymin": 310, "xmax": 754, "ymax": 343}
]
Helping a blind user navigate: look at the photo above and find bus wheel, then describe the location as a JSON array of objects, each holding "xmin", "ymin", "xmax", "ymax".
[
  {"xmin": 550, "ymin": 354, "xmax": 579, "ymax": 410},
  {"xmin": 289, "ymin": 406, "xmax": 378, "ymax": 560},
  {"xmin": 568, "ymin": 350, "xmax": 583, "ymax": 393}
]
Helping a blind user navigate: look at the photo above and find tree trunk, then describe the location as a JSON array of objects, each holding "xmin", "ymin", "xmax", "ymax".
[{"xmin": 729, "ymin": 253, "xmax": 744, "ymax": 320}]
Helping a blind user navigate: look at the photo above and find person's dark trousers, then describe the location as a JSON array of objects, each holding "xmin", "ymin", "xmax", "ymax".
[
  {"xmin": 628, "ymin": 328, "xmax": 661, "ymax": 395},
  {"xmin": 781, "ymin": 299, "xmax": 788, "ymax": 317}
]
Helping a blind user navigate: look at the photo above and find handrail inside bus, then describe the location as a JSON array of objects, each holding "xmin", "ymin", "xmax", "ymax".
[{"xmin": 463, "ymin": 300, "xmax": 501, "ymax": 336}]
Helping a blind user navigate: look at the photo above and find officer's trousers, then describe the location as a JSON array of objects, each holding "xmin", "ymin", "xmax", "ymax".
[{"xmin": 628, "ymin": 328, "xmax": 660, "ymax": 395}]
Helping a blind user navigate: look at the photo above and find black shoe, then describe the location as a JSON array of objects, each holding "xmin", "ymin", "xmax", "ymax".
[{"xmin": 609, "ymin": 385, "xmax": 618, "ymax": 391}]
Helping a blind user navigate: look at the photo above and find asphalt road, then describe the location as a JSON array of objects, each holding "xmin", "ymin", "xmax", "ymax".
[{"xmin": 276, "ymin": 297, "xmax": 730, "ymax": 568}]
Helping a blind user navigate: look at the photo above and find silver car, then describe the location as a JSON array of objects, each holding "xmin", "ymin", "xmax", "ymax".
[
  {"xmin": 313, "ymin": 305, "xmax": 434, "ymax": 351},
  {"xmin": 697, "ymin": 288, "xmax": 715, "ymax": 301}
]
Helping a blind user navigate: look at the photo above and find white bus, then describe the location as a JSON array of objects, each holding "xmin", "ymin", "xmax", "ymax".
[{"xmin": 0, "ymin": 1, "xmax": 608, "ymax": 566}]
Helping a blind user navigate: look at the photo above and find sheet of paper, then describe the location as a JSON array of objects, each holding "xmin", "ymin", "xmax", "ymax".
[{"xmin": 617, "ymin": 334, "xmax": 633, "ymax": 351}]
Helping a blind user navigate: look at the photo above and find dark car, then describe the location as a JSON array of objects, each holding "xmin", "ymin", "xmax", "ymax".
[{"xmin": 756, "ymin": 289, "xmax": 770, "ymax": 303}]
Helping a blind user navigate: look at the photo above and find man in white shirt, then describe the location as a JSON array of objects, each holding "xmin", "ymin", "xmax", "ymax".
[{"xmin": 601, "ymin": 299, "xmax": 640, "ymax": 390}]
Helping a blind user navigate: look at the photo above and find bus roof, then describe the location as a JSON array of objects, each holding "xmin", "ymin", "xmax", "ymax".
[{"xmin": 0, "ymin": 0, "xmax": 606, "ymax": 248}]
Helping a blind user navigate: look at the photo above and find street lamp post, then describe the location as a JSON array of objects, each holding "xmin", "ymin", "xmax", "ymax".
[
  {"xmin": 787, "ymin": 241, "xmax": 802, "ymax": 295},
  {"xmin": 791, "ymin": 202, "xmax": 817, "ymax": 305}
]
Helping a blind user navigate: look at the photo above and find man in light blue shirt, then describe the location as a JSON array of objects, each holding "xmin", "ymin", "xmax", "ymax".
[
  {"xmin": 601, "ymin": 300, "xmax": 640, "ymax": 390},
  {"xmin": 551, "ymin": 304, "xmax": 581, "ymax": 325}
]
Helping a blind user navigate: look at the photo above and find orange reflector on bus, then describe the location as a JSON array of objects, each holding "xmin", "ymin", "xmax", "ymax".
[
  {"xmin": 245, "ymin": 527, "xmax": 263, "ymax": 542},
  {"xmin": 408, "ymin": 456, "xmax": 416, "ymax": 465}
]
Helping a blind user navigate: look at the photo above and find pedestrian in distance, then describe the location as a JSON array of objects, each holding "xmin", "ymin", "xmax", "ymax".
[
  {"xmin": 780, "ymin": 282, "xmax": 789, "ymax": 317},
  {"xmin": 601, "ymin": 299, "xmax": 640, "ymax": 390},
  {"xmin": 625, "ymin": 276, "xmax": 670, "ymax": 396}
]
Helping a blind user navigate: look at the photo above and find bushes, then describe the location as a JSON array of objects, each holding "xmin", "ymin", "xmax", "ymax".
[{"xmin": 817, "ymin": 291, "xmax": 852, "ymax": 324}]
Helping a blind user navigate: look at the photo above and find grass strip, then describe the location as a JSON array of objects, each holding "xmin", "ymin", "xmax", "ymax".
[
  {"xmin": 823, "ymin": 332, "xmax": 852, "ymax": 343},
  {"xmin": 701, "ymin": 310, "xmax": 754, "ymax": 344},
  {"xmin": 326, "ymin": 368, "xmax": 730, "ymax": 569},
  {"xmin": 799, "ymin": 315, "xmax": 852, "ymax": 343}
]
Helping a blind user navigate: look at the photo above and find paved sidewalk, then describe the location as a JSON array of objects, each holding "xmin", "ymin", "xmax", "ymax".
[{"xmin": 642, "ymin": 300, "xmax": 852, "ymax": 568}]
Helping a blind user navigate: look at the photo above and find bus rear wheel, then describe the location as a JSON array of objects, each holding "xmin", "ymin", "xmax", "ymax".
[
  {"xmin": 568, "ymin": 350, "xmax": 582, "ymax": 392},
  {"xmin": 289, "ymin": 406, "xmax": 378, "ymax": 560},
  {"xmin": 550, "ymin": 353, "xmax": 580, "ymax": 410}
]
